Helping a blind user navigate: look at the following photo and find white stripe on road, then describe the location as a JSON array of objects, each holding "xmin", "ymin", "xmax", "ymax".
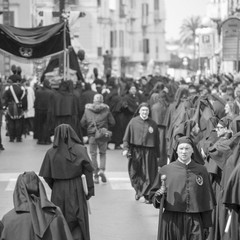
[
  {"xmin": 0, "ymin": 172, "xmax": 131, "ymax": 191},
  {"xmin": 5, "ymin": 179, "xmax": 17, "ymax": 191},
  {"xmin": 110, "ymin": 183, "xmax": 132, "ymax": 190}
]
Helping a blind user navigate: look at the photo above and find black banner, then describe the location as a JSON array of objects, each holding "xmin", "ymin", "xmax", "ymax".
[{"xmin": 0, "ymin": 22, "xmax": 71, "ymax": 59}]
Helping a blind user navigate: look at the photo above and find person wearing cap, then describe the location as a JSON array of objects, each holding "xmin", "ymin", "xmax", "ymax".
[
  {"xmin": 80, "ymin": 93, "xmax": 115, "ymax": 184},
  {"xmin": 203, "ymin": 118, "xmax": 234, "ymax": 240},
  {"xmin": 149, "ymin": 136, "xmax": 216, "ymax": 240},
  {"xmin": 3, "ymin": 70, "xmax": 27, "ymax": 142},
  {"xmin": 122, "ymin": 102, "xmax": 160, "ymax": 203}
]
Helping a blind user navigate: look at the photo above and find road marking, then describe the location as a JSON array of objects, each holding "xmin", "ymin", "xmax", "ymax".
[
  {"xmin": 110, "ymin": 182, "xmax": 132, "ymax": 190},
  {"xmin": 5, "ymin": 179, "xmax": 17, "ymax": 191},
  {"xmin": 0, "ymin": 172, "xmax": 132, "ymax": 191}
]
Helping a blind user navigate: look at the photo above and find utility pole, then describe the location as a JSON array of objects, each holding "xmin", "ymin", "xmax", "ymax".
[
  {"xmin": 2, "ymin": 0, "xmax": 10, "ymax": 77},
  {"xmin": 59, "ymin": 0, "xmax": 65, "ymax": 22},
  {"xmin": 59, "ymin": 0, "xmax": 66, "ymax": 76}
]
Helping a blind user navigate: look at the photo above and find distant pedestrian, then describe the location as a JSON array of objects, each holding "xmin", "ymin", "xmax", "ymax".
[
  {"xmin": 52, "ymin": 80, "xmax": 82, "ymax": 141},
  {"xmin": 23, "ymin": 79, "xmax": 35, "ymax": 135},
  {"xmin": 34, "ymin": 79, "xmax": 54, "ymax": 145},
  {"xmin": 39, "ymin": 124, "xmax": 94, "ymax": 240},
  {"xmin": 3, "ymin": 74, "xmax": 27, "ymax": 142},
  {"xmin": 81, "ymin": 93, "xmax": 115, "ymax": 184},
  {"xmin": 122, "ymin": 102, "xmax": 159, "ymax": 203}
]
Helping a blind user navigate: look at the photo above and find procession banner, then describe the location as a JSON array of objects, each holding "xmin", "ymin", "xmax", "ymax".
[{"xmin": 0, "ymin": 22, "xmax": 71, "ymax": 59}]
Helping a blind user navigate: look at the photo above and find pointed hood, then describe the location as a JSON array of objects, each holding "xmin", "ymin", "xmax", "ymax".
[{"xmin": 13, "ymin": 171, "xmax": 56, "ymax": 238}]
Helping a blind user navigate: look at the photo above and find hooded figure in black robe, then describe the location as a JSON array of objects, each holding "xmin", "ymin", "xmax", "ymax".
[
  {"xmin": 164, "ymin": 88, "xmax": 190, "ymax": 158},
  {"xmin": 34, "ymin": 79, "xmax": 54, "ymax": 144},
  {"xmin": 222, "ymin": 162, "xmax": 240, "ymax": 240},
  {"xmin": 0, "ymin": 171, "xmax": 73, "ymax": 240},
  {"xmin": 206, "ymin": 116, "xmax": 240, "ymax": 240},
  {"xmin": 52, "ymin": 81, "xmax": 83, "ymax": 141},
  {"xmin": 39, "ymin": 124, "xmax": 94, "ymax": 240},
  {"xmin": 151, "ymin": 90, "xmax": 169, "ymax": 167}
]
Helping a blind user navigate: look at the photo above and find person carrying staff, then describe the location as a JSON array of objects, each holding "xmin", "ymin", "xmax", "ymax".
[{"xmin": 149, "ymin": 136, "xmax": 216, "ymax": 240}]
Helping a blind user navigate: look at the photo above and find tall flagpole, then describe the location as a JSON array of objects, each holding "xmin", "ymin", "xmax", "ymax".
[
  {"xmin": 60, "ymin": 0, "xmax": 68, "ymax": 81},
  {"xmin": 62, "ymin": 10, "xmax": 70, "ymax": 81},
  {"xmin": 63, "ymin": 20, "xmax": 67, "ymax": 81}
]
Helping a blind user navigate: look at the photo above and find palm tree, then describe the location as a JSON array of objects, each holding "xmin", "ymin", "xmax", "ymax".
[{"xmin": 180, "ymin": 16, "xmax": 202, "ymax": 64}]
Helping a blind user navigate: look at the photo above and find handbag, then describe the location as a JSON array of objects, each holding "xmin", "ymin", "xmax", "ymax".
[{"xmin": 92, "ymin": 117, "xmax": 112, "ymax": 141}]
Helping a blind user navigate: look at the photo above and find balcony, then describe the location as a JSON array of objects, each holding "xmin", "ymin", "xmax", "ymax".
[{"xmin": 154, "ymin": 10, "xmax": 161, "ymax": 22}]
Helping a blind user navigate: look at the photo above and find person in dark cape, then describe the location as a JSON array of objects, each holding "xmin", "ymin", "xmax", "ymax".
[
  {"xmin": 149, "ymin": 136, "xmax": 216, "ymax": 240},
  {"xmin": 119, "ymin": 83, "xmax": 142, "ymax": 149},
  {"xmin": 164, "ymin": 87, "xmax": 189, "ymax": 158},
  {"xmin": 204, "ymin": 117, "xmax": 233, "ymax": 240},
  {"xmin": 0, "ymin": 171, "xmax": 74, "ymax": 240},
  {"xmin": 122, "ymin": 102, "xmax": 159, "ymax": 203},
  {"xmin": 151, "ymin": 90, "xmax": 169, "ymax": 167},
  {"xmin": 209, "ymin": 94, "xmax": 226, "ymax": 120},
  {"xmin": 219, "ymin": 118, "xmax": 240, "ymax": 240},
  {"xmin": 34, "ymin": 79, "xmax": 54, "ymax": 144},
  {"xmin": 52, "ymin": 80, "xmax": 83, "ymax": 141},
  {"xmin": 222, "ymin": 162, "xmax": 240, "ymax": 240},
  {"xmin": 39, "ymin": 124, "xmax": 94, "ymax": 240},
  {"xmin": 104, "ymin": 78, "xmax": 123, "ymax": 148}
]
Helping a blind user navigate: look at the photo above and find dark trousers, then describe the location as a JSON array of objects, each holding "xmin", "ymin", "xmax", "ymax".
[{"xmin": 7, "ymin": 116, "xmax": 24, "ymax": 140}]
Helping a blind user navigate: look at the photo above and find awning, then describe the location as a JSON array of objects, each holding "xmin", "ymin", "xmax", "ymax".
[{"xmin": 0, "ymin": 22, "xmax": 71, "ymax": 59}]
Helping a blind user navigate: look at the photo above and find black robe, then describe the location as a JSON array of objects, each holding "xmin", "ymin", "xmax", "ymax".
[
  {"xmin": 151, "ymin": 96, "xmax": 168, "ymax": 167},
  {"xmin": 222, "ymin": 163, "xmax": 240, "ymax": 240},
  {"xmin": 52, "ymin": 81, "xmax": 82, "ymax": 141},
  {"xmin": 34, "ymin": 81, "xmax": 54, "ymax": 142},
  {"xmin": 149, "ymin": 160, "xmax": 216, "ymax": 240},
  {"xmin": 39, "ymin": 124, "xmax": 94, "ymax": 240},
  {"xmin": 0, "ymin": 171, "xmax": 73, "ymax": 240},
  {"xmin": 123, "ymin": 116, "xmax": 159, "ymax": 199}
]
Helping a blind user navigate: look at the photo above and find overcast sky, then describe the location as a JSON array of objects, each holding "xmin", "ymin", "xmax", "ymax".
[{"xmin": 165, "ymin": 0, "xmax": 209, "ymax": 40}]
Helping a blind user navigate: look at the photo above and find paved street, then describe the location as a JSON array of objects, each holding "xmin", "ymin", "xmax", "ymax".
[{"xmin": 0, "ymin": 129, "xmax": 158, "ymax": 240}]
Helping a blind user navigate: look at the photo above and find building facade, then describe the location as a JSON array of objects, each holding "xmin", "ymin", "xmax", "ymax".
[
  {"xmin": 0, "ymin": 0, "xmax": 34, "ymax": 76},
  {"xmin": 0, "ymin": 0, "xmax": 169, "ymax": 79},
  {"xmin": 203, "ymin": 0, "xmax": 240, "ymax": 74}
]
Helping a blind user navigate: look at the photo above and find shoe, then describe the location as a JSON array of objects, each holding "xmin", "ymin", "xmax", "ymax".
[
  {"xmin": 115, "ymin": 145, "xmax": 122, "ymax": 150},
  {"xmin": 144, "ymin": 196, "xmax": 151, "ymax": 204},
  {"xmin": 99, "ymin": 171, "xmax": 107, "ymax": 183},
  {"xmin": 93, "ymin": 176, "xmax": 99, "ymax": 184},
  {"xmin": 0, "ymin": 146, "xmax": 5, "ymax": 150},
  {"xmin": 16, "ymin": 138, "xmax": 22, "ymax": 142},
  {"xmin": 144, "ymin": 200, "xmax": 151, "ymax": 204},
  {"xmin": 135, "ymin": 194, "xmax": 140, "ymax": 201},
  {"xmin": 9, "ymin": 139, "xmax": 14, "ymax": 142}
]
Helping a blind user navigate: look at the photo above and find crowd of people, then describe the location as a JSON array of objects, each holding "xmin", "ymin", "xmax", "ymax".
[{"xmin": 1, "ymin": 65, "xmax": 240, "ymax": 239}]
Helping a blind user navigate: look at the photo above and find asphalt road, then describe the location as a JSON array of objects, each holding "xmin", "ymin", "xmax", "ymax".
[{"xmin": 0, "ymin": 129, "xmax": 159, "ymax": 240}]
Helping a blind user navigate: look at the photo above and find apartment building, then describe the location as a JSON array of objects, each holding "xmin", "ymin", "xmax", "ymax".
[{"xmin": 0, "ymin": 0, "xmax": 169, "ymax": 78}]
